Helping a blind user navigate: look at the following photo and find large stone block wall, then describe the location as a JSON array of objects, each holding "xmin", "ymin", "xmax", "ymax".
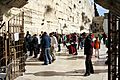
[{"xmin": 4, "ymin": 0, "xmax": 94, "ymax": 35}]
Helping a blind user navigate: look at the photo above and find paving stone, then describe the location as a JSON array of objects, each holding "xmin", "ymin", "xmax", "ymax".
[{"xmin": 14, "ymin": 44, "xmax": 108, "ymax": 80}]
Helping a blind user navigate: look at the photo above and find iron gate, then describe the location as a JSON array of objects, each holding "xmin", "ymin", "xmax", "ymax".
[
  {"xmin": 8, "ymin": 12, "xmax": 25, "ymax": 79},
  {"xmin": 0, "ymin": 21, "xmax": 7, "ymax": 67},
  {"xmin": 0, "ymin": 12, "xmax": 26, "ymax": 80},
  {"xmin": 108, "ymin": 12, "xmax": 120, "ymax": 80}
]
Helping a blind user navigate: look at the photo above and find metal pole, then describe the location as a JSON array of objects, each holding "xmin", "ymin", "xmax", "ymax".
[
  {"xmin": 108, "ymin": 12, "xmax": 111, "ymax": 80},
  {"xmin": 117, "ymin": 19, "xmax": 120, "ymax": 80}
]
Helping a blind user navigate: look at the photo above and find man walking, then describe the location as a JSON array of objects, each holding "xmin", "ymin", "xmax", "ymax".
[
  {"xmin": 49, "ymin": 33, "xmax": 58, "ymax": 62},
  {"xmin": 41, "ymin": 32, "xmax": 52, "ymax": 65}
]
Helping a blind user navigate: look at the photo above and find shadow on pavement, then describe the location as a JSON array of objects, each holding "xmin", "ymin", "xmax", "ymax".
[
  {"xmin": 33, "ymin": 70, "xmax": 84, "ymax": 76},
  {"xmin": 65, "ymin": 56, "xmax": 85, "ymax": 60},
  {"xmin": 24, "ymin": 68, "xmax": 107, "ymax": 76},
  {"xmin": 93, "ymin": 60, "xmax": 107, "ymax": 66},
  {"xmin": 94, "ymin": 69, "xmax": 108, "ymax": 74},
  {"xmin": 56, "ymin": 53, "xmax": 71, "ymax": 56},
  {"xmin": 25, "ymin": 62, "xmax": 42, "ymax": 66},
  {"xmin": 26, "ymin": 57, "xmax": 42, "ymax": 62},
  {"xmin": 74, "ymin": 69, "xmax": 107, "ymax": 74},
  {"xmin": 25, "ymin": 58, "xmax": 44, "ymax": 66}
]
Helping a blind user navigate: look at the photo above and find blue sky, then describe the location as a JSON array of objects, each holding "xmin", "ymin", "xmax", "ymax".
[
  {"xmin": 96, "ymin": 4, "xmax": 109, "ymax": 16},
  {"xmin": 89, "ymin": 0, "xmax": 109, "ymax": 16}
]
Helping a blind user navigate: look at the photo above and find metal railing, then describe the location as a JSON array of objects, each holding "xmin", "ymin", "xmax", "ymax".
[{"xmin": 108, "ymin": 12, "xmax": 120, "ymax": 80}]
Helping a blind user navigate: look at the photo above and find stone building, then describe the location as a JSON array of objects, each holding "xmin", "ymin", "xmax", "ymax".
[
  {"xmin": 95, "ymin": 0, "xmax": 120, "ymax": 80},
  {"xmin": 91, "ymin": 16, "xmax": 104, "ymax": 34},
  {"xmin": 103, "ymin": 13, "xmax": 108, "ymax": 35},
  {"xmin": 2, "ymin": 0, "xmax": 94, "ymax": 34}
]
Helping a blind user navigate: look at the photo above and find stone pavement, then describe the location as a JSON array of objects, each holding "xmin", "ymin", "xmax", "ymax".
[{"xmin": 15, "ymin": 43, "xmax": 108, "ymax": 80}]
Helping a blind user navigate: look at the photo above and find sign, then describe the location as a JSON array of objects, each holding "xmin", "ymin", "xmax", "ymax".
[{"xmin": 14, "ymin": 33, "xmax": 19, "ymax": 41}]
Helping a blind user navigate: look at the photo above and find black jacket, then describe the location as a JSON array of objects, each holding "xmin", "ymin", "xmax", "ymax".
[{"xmin": 84, "ymin": 36, "xmax": 93, "ymax": 55}]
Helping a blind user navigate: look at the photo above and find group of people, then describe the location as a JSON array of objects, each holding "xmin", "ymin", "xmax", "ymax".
[
  {"xmin": 83, "ymin": 32, "xmax": 108, "ymax": 76},
  {"xmin": 62, "ymin": 32, "xmax": 107, "ymax": 76},
  {"xmin": 25, "ymin": 31, "xmax": 60, "ymax": 65},
  {"xmin": 24, "ymin": 31, "xmax": 108, "ymax": 76}
]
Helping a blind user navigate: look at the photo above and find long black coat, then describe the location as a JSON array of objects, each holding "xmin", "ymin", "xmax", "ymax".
[
  {"xmin": 84, "ymin": 36, "xmax": 93, "ymax": 55},
  {"xmin": 32, "ymin": 36, "xmax": 38, "ymax": 48}
]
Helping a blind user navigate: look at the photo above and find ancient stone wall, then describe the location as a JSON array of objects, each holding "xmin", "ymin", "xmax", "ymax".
[{"xmin": 2, "ymin": 0, "xmax": 94, "ymax": 34}]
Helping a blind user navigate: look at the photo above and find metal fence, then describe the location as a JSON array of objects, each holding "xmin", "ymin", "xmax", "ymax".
[
  {"xmin": 0, "ymin": 12, "xmax": 26, "ymax": 80},
  {"xmin": 108, "ymin": 12, "xmax": 120, "ymax": 80}
]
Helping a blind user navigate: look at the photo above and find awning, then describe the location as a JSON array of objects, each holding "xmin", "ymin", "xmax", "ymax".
[
  {"xmin": 0, "ymin": 0, "xmax": 28, "ymax": 20},
  {"xmin": 0, "ymin": 0, "xmax": 28, "ymax": 8},
  {"xmin": 95, "ymin": 0, "xmax": 120, "ymax": 16}
]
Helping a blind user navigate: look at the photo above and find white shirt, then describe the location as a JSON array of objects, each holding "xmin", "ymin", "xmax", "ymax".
[
  {"xmin": 37, "ymin": 35, "xmax": 41, "ymax": 44},
  {"xmin": 50, "ymin": 36, "xmax": 58, "ymax": 48}
]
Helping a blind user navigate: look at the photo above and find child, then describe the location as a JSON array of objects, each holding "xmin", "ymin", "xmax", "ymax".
[{"xmin": 94, "ymin": 37, "xmax": 100, "ymax": 58}]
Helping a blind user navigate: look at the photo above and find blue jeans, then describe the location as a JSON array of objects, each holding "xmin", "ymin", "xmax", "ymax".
[{"xmin": 43, "ymin": 48, "xmax": 52, "ymax": 64}]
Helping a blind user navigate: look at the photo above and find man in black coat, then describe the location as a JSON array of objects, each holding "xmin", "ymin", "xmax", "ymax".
[
  {"xmin": 84, "ymin": 33, "xmax": 94, "ymax": 76},
  {"xmin": 32, "ymin": 34, "xmax": 39, "ymax": 58}
]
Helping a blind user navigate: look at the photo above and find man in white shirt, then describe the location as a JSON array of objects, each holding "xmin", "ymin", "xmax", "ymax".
[
  {"xmin": 37, "ymin": 34, "xmax": 41, "ymax": 54},
  {"xmin": 49, "ymin": 33, "xmax": 58, "ymax": 62}
]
